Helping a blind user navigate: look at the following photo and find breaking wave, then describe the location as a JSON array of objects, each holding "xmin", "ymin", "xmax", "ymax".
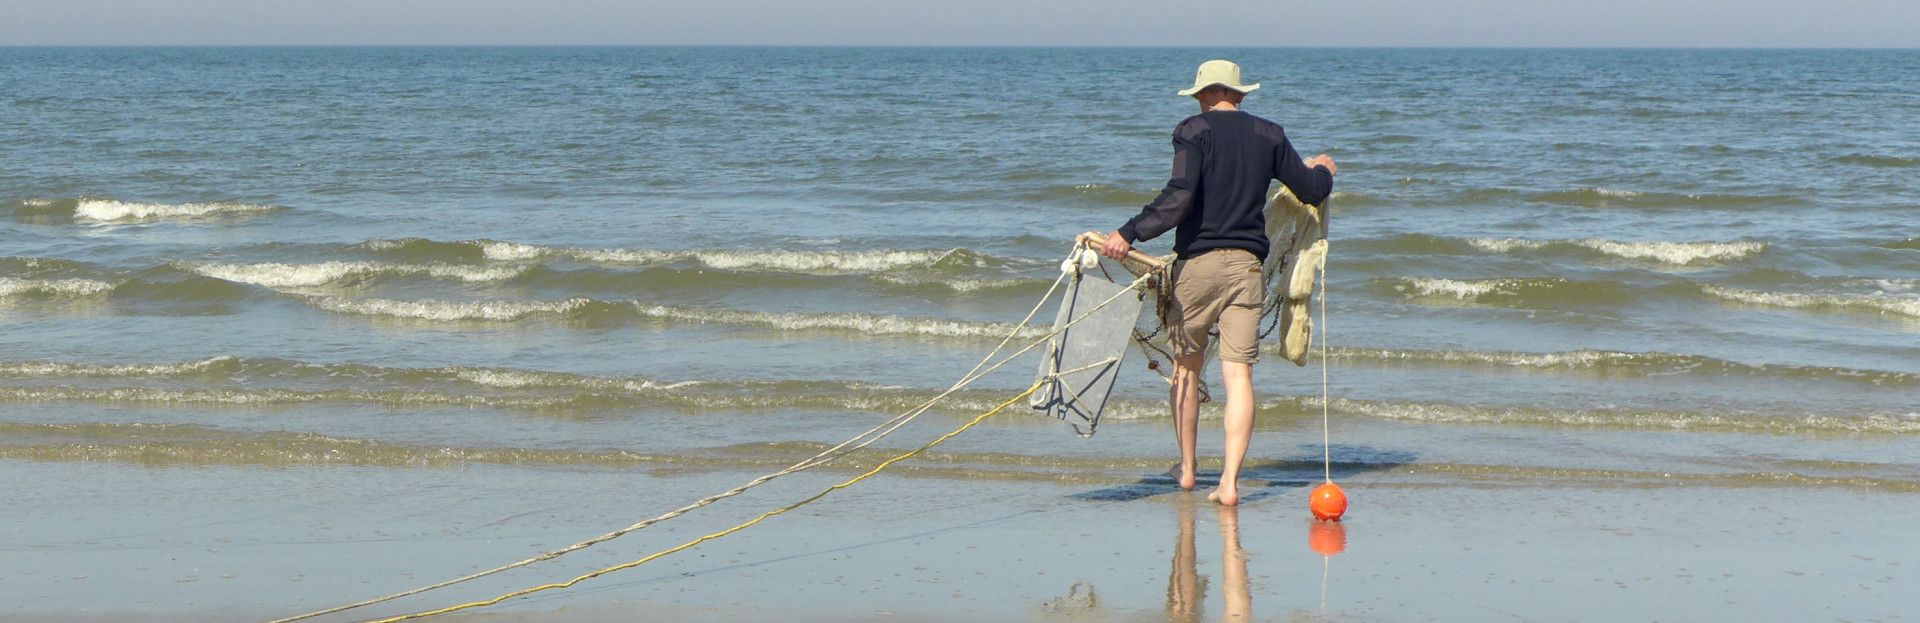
[
  {"xmin": 0, "ymin": 277, "xmax": 115, "ymax": 297},
  {"xmin": 1387, "ymin": 277, "xmax": 1635, "ymax": 307},
  {"xmin": 1701, "ymin": 285, "xmax": 1920, "ymax": 319},
  {"xmin": 631, "ymin": 304, "xmax": 1047, "ymax": 339},
  {"xmin": 1325, "ymin": 347, "xmax": 1919, "ymax": 386},
  {"xmin": 0, "ymin": 356, "xmax": 244, "ymax": 379},
  {"xmin": 446, "ymin": 240, "xmax": 1001, "ymax": 274},
  {"xmin": 303, "ymin": 296, "xmax": 605, "ymax": 322},
  {"xmin": 299, "ymin": 295, "xmax": 1044, "ymax": 338},
  {"xmin": 870, "ymin": 274, "xmax": 1037, "ymax": 293},
  {"xmin": 1466, "ymin": 237, "xmax": 1766, "ymax": 265},
  {"xmin": 1307, "ymin": 397, "xmax": 1920, "ymax": 435},
  {"xmin": 187, "ymin": 261, "xmax": 530, "ymax": 288},
  {"xmin": 11, "ymin": 198, "xmax": 283, "ymax": 222}
]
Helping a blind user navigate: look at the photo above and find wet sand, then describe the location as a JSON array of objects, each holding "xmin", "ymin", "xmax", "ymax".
[{"xmin": 6, "ymin": 458, "xmax": 1914, "ymax": 622}]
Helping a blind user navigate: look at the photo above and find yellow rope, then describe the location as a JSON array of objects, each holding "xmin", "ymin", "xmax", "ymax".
[{"xmin": 367, "ymin": 380, "xmax": 1046, "ymax": 623}]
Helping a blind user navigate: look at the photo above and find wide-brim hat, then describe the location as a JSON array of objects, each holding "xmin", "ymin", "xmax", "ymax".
[{"xmin": 1177, "ymin": 59, "xmax": 1260, "ymax": 97}]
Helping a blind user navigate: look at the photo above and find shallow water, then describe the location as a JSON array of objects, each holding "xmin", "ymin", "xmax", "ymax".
[{"xmin": 2, "ymin": 47, "xmax": 1917, "ymax": 619}]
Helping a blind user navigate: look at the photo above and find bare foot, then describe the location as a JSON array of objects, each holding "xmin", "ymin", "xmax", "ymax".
[
  {"xmin": 1167, "ymin": 462, "xmax": 1196, "ymax": 491},
  {"xmin": 1206, "ymin": 486, "xmax": 1239, "ymax": 506}
]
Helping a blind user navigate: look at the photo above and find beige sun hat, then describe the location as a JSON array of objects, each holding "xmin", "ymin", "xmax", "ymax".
[{"xmin": 1177, "ymin": 59, "xmax": 1260, "ymax": 97}]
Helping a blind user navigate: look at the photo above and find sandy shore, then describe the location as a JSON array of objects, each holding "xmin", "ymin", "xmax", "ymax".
[{"xmin": 6, "ymin": 456, "xmax": 1915, "ymax": 622}]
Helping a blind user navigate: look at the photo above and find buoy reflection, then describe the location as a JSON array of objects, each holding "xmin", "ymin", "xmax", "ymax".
[
  {"xmin": 1308, "ymin": 520, "xmax": 1347, "ymax": 556},
  {"xmin": 1309, "ymin": 519, "xmax": 1348, "ymax": 615}
]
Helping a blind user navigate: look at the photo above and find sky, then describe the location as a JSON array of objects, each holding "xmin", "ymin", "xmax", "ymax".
[{"xmin": 1, "ymin": 0, "xmax": 1916, "ymax": 47}]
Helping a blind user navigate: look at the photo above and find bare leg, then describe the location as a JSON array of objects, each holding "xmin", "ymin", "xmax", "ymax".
[
  {"xmin": 1168, "ymin": 354, "xmax": 1205, "ymax": 491},
  {"xmin": 1207, "ymin": 360, "xmax": 1254, "ymax": 506}
]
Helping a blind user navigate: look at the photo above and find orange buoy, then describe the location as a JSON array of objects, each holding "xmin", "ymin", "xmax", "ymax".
[
  {"xmin": 1309, "ymin": 481, "xmax": 1347, "ymax": 521},
  {"xmin": 1307, "ymin": 521, "xmax": 1347, "ymax": 556}
]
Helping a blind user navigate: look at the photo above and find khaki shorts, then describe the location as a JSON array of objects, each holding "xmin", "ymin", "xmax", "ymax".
[{"xmin": 1167, "ymin": 248, "xmax": 1264, "ymax": 364}]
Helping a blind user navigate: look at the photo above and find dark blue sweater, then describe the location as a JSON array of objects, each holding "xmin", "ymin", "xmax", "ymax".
[{"xmin": 1117, "ymin": 110, "xmax": 1334, "ymax": 260}]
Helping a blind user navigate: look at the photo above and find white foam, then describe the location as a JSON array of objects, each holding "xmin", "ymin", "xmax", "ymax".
[
  {"xmin": 1465, "ymin": 238, "xmax": 1550, "ymax": 254},
  {"xmin": 873, "ymin": 274, "xmax": 1027, "ymax": 292},
  {"xmin": 1326, "ymin": 398, "xmax": 1920, "ymax": 434},
  {"xmin": 1592, "ymin": 187, "xmax": 1643, "ymax": 198},
  {"xmin": 476, "ymin": 241, "xmax": 549, "ymax": 261},
  {"xmin": 0, "ymin": 277, "xmax": 115, "ymax": 297},
  {"xmin": 1467, "ymin": 237, "xmax": 1764, "ymax": 265},
  {"xmin": 586, "ymin": 248, "xmax": 963, "ymax": 273},
  {"xmin": 449, "ymin": 367, "xmax": 691, "ymax": 392},
  {"xmin": 466, "ymin": 240, "xmax": 968, "ymax": 273},
  {"xmin": 1577, "ymin": 239, "xmax": 1764, "ymax": 264},
  {"xmin": 72, "ymin": 199, "xmax": 279, "ymax": 222},
  {"xmin": 633, "ymin": 303, "xmax": 1042, "ymax": 339},
  {"xmin": 360, "ymin": 239, "xmax": 409, "ymax": 251},
  {"xmin": 189, "ymin": 261, "xmax": 527, "ymax": 288},
  {"xmin": 305, "ymin": 296, "xmax": 593, "ymax": 321},
  {"xmin": 1703, "ymin": 285, "xmax": 1920, "ymax": 318},
  {"xmin": 1863, "ymin": 279, "xmax": 1920, "ymax": 294},
  {"xmin": 451, "ymin": 368, "xmax": 549, "ymax": 388},
  {"xmin": 0, "ymin": 356, "xmax": 236, "ymax": 378},
  {"xmin": 1397, "ymin": 277, "xmax": 1516, "ymax": 299},
  {"xmin": 1330, "ymin": 347, "xmax": 1657, "ymax": 369}
]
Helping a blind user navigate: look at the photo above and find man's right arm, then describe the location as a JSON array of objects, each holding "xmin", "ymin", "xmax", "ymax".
[
  {"xmin": 1117, "ymin": 128, "xmax": 1202, "ymax": 244},
  {"xmin": 1273, "ymin": 132, "xmax": 1335, "ymax": 206}
]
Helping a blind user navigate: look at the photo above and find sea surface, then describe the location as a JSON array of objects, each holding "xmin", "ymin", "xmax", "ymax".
[{"xmin": 2, "ymin": 47, "xmax": 1917, "ymax": 620}]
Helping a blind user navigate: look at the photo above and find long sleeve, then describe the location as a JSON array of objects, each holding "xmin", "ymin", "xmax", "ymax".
[
  {"xmin": 1118, "ymin": 130, "xmax": 1202, "ymax": 243},
  {"xmin": 1273, "ymin": 132, "xmax": 1333, "ymax": 206}
]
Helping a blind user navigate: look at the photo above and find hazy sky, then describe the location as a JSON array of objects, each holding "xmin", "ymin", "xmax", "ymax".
[{"xmin": 2, "ymin": 0, "xmax": 1916, "ymax": 47}]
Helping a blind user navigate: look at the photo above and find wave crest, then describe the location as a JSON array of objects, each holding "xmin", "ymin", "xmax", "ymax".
[
  {"xmin": 297, "ymin": 295, "xmax": 1040, "ymax": 339},
  {"xmin": 1702, "ymin": 285, "xmax": 1920, "ymax": 319},
  {"xmin": 632, "ymin": 304, "xmax": 1044, "ymax": 339},
  {"xmin": 72, "ymin": 199, "xmax": 281, "ymax": 222},
  {"xmin": 357, "ymin": 238, "xmax": 999, "ymax": 274},
  {"xmin": 304, "ymin": 296, "xmax": 600, "ymax": 321},
  {"xmin": 188, "ymin": 261, "xmax": 529, "ymax": 288},
  {"xmin": 0, "ymin": 277, "xmax": 116, "ymax": 297},
  {"xmin": 1467, "ymin": 237, "xmax": 1765, "ymax": 265}
]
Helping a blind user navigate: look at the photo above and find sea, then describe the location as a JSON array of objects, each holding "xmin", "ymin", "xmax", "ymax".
[{"xmin": 2, "ymin": 47, "xmax": 1917, "ymax": 620}]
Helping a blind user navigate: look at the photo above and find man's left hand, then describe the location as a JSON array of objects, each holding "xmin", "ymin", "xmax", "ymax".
[{"xmin": 1100, "ymin": 230, "xmax": 1132, "ymax": 259}]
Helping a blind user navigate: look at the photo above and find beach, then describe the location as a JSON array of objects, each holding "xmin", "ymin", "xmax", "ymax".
[
  {"xmin": 3, "ymin": 47, "xmax": 1918, "ymax": 621},
  {"xmin": 12, "ymin": 456, "xmax": 1917, "ymax": 621}
]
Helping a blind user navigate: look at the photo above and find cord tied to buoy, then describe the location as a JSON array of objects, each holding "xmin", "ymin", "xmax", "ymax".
[{"xmin": 1309, "ymin": 253, "xmax": 1347, "ymax": 522}]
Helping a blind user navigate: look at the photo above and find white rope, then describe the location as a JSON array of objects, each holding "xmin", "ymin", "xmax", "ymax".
[
  {"xmin": 273, "ymin": 246, "xmax": 1157, "ymax": 623},
  {"xmin": 1321, "ymin": 260, "xmax": 1331, "ymax": 483}
]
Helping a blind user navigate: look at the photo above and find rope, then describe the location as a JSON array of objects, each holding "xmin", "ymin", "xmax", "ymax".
[
  {"xmin": 365, "ymin": 382, "xmax": 1048, "ymax": 623},
  {"xmin": 1320, "ymin": 261, "xmax": 1331, "ymax": 484},
  {"xmin": 276, "ymin": 249, "xmax": 1158, "ymax": 623},
  {"xmin": 269, "ymin": 272, "xmax": 1072, "ymax": 623}
]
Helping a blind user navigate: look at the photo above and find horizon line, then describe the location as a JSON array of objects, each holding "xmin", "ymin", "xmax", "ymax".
[{"xmin": 2, "ymin": 43, "xmax": 1917, "ymax": 50}]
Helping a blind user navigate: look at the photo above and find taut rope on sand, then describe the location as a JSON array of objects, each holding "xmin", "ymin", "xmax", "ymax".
[{"xmin": 274, "ymin": 244, "xmax": 1161, "ymax": 623}]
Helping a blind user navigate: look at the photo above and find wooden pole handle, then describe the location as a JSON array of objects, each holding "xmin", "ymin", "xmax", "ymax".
[{"xmin": 1077, "ymin": 231, "xmax": 1170, "ymax": 269}]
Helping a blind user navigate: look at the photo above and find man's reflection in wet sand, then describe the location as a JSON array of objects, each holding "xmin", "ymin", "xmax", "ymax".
[{"xmin": 1166, "ymin": 498, "xmax": 1253, "ymax": 622}]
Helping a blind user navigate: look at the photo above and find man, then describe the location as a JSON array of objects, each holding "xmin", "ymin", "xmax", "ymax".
[{"xmin": 1101, "ymin": 59, "xmax": 1337, "ymax": 506}]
